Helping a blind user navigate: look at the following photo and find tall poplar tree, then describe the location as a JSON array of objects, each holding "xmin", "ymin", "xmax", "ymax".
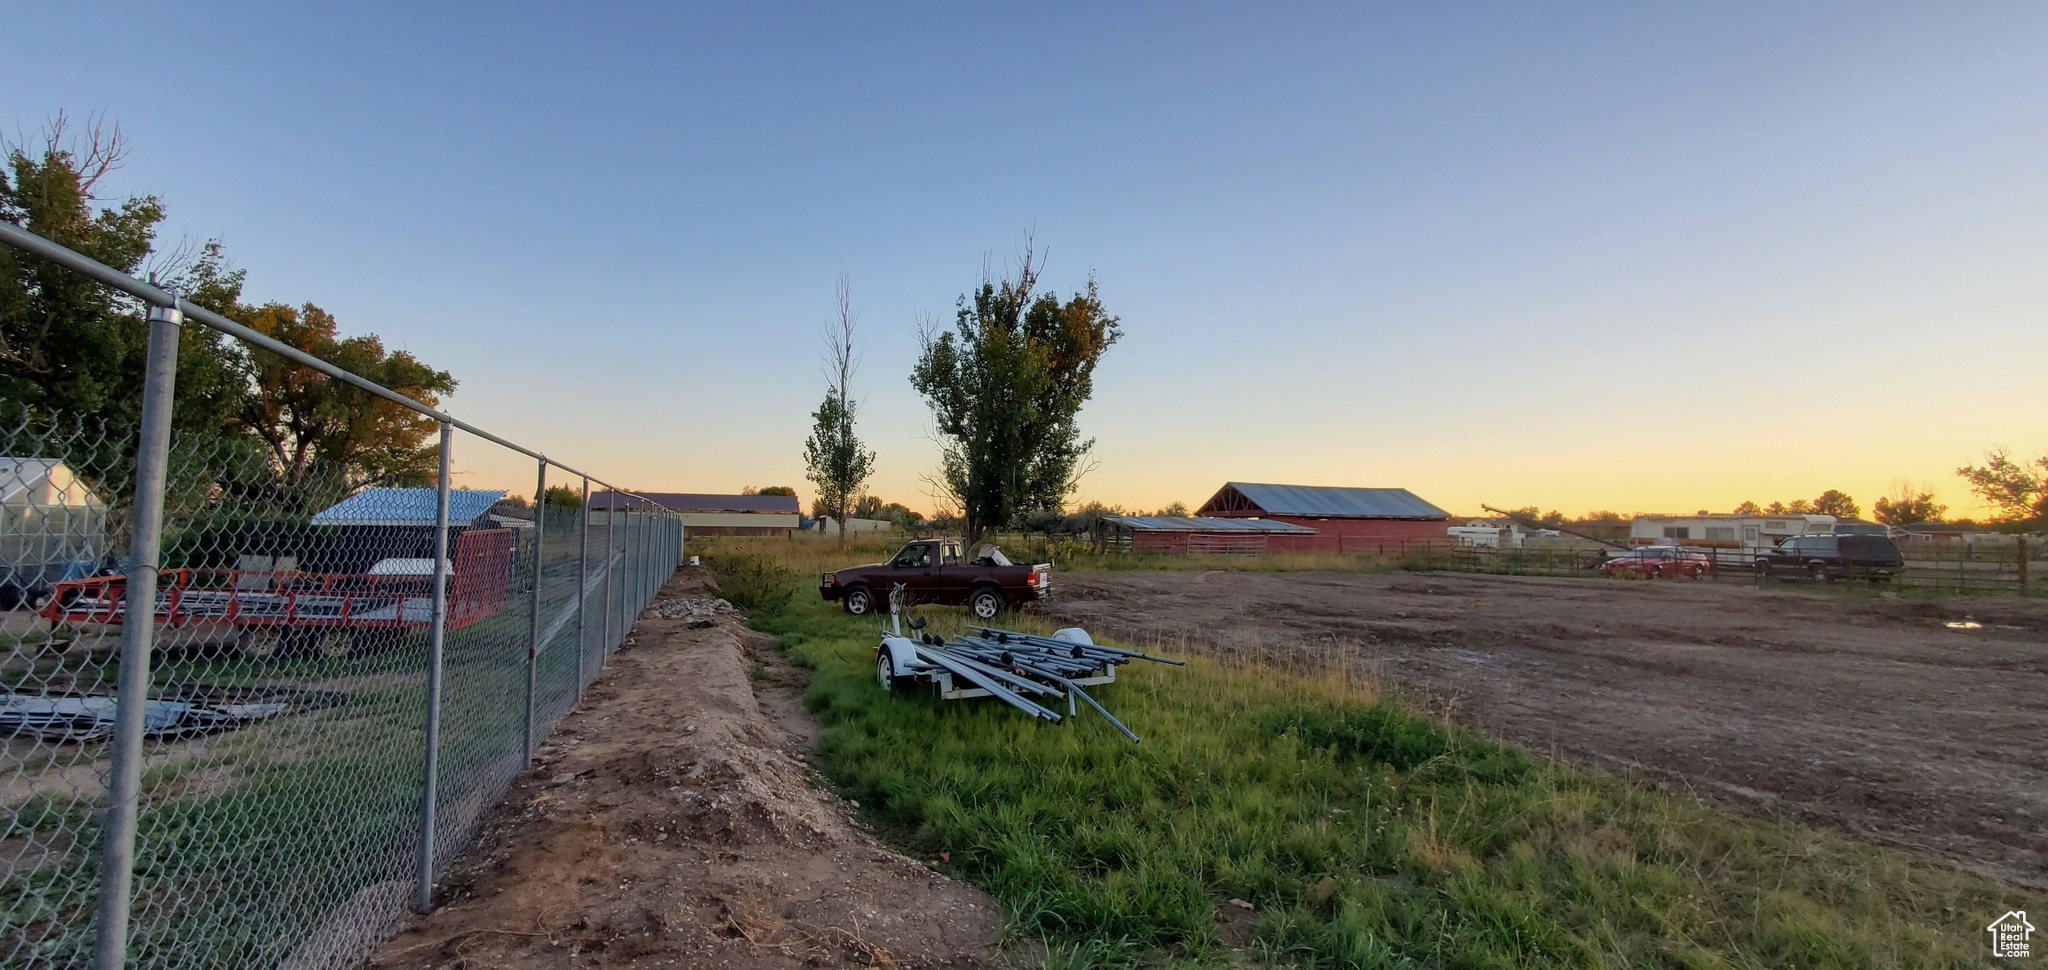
[{"xmin": 803, "ymin": 275, "xmax": 875, "ymax": 543}]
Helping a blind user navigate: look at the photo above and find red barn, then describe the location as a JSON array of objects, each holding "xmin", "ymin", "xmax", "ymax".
[
  {"xmin": 1196, "ymin": 482, "xmax": 1451, "ymax": 554},
  {"xmin": 1097, "ymin": 515, "xmax": 1319, "ymax": 556}
]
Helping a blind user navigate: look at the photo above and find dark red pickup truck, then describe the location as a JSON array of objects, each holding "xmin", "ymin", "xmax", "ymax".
[{"xmin": 820, "ymin": 538, "xmax": 1051, "ymax": 619}]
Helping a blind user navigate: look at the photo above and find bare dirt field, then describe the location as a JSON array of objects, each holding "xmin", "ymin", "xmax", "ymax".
[
  {"xmin": 370, "ymin": 568, "xmax": 1002, "ymax": 970},
  {"xmin": 1039, "ymin": 570, "xmax": 2048, "ymax": 887}
]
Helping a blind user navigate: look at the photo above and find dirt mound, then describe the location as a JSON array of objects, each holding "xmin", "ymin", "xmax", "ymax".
[{"xmin": 371, "ymin": 569, "xmax": 1002, "ymax": 968}]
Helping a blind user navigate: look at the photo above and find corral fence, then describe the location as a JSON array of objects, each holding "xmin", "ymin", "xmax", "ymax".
[
  {"xmin": 1, "ymin": 223, "xmax": 683, "ymax": 970},
  {"xmin": 1438, "ymin": 541, "xmax": 2040, "ymax": 594}
]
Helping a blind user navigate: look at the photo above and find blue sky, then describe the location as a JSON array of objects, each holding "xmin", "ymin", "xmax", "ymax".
[{"xmin": 8, "ymin": 2, "xmax": 2046, "ymax": 516}]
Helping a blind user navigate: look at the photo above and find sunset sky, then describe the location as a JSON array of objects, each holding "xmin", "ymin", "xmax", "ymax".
[{"xmin": 9, "ymin": 3, "xmax": 2046, "ymax": 518}]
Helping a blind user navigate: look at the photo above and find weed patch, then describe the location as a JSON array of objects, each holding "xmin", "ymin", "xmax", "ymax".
[{"xmin": 707, "ymin": 551, "xmax": 800, "ymax": 612}]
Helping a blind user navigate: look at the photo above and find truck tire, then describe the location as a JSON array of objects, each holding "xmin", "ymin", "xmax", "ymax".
[
  {"xmin": 1808, "ymin": 562, "xmax": 1833, "ymax": 583},
  {"xmin": 842, "ymin": 585, "xmax": 876, "ymax": 616},
  {"xmin": 967, "ymin": 586, "xmax": 1004, "ymax": 621}
]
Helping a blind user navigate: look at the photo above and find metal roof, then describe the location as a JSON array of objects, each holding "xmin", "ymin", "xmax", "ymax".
[
  {"xmin": 592, "ymin": 491, "xmax": 800, "ymax": 514},
  {"xmin": 311, "ymin": 488, "xmax": 506, "ymax": 526},
  {"xmin": 1099, "ymin": 515, "xmax": 1318, "ymax": 534},
  {"xmin": 1212, "ymin": 483, "xmax": 1450, "ymax": 519}
]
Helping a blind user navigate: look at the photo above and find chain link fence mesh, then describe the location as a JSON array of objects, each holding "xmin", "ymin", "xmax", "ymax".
[{"xmin": 1, "ymin": 275, "xmax": 680, "ymax": 968}]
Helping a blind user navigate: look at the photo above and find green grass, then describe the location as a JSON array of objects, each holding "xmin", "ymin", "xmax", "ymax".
[{"xmin": 753, "ymin": 596, "xmax": 2011, "ymax": 969}]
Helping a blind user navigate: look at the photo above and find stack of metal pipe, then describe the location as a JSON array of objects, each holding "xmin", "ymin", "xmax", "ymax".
[{"xmin": 899, "ymin": 626, "xmax": 1182, "ymax": 743}]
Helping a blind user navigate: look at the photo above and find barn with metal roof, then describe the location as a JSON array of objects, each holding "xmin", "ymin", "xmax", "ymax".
[
  {"xmin": 309, "ymin": 488, "xmax": 508, "ymax": 573},
  {"xmin": 1096, "ymin": 514, "xmax": 1317, "ymax": 556},
  {"xmin": 590, "ymin": 491, "xmax": 800, "ymax": 537},
  {"xmin": 1196, "ymin": 482, "xmax": 1451, "ymax": 553}
]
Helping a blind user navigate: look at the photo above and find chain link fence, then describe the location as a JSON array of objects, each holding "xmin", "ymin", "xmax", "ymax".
[{"xmin": 1, "ymin": 224, "xmax": 682, "ymax": 969}]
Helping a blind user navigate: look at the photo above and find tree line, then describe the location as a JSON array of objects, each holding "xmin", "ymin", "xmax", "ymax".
[
  {"xmin": 1, "ymin": 116, "xmax": 453, "ymax": 510},
  {"xmin": 1500, "ymin": 456, "xmax": 2048, "ymax": 536}
]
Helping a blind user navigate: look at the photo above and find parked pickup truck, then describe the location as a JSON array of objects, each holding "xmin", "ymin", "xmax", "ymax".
[{"xmin": 820, "ymin": 538, "xmax": 1051, "ymax": 619}]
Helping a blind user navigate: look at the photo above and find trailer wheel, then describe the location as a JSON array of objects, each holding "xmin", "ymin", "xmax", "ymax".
[
  {"xmin": 236, "ymin": 627, "xmax": 286, "ymax": 660},
  {"xmin": 967, "ymin": 586, "xmax": 1005, "ymax": 620},
  {"xmin": 842, "ymin": 585, "xmax": 875, "ymax": 616},
  {"xmin": 875, "ymin": 647, "xmax": 916, "ymax": 692},
  {"xmin": 310, "ymin": 629, "xmax": 353, "ymax": 659}
]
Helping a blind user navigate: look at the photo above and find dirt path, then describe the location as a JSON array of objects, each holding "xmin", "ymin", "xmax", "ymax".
[
  {"xmin": 370, "ymin": 569, "xmax": 1002, "ymax": 969},
  {"xmin": 1040, "ymin": 570, "xmax": 2048, "ymax": 887}
]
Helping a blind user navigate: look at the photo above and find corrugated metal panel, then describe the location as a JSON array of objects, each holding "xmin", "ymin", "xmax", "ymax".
[
  {"xmin": 312, "ymin": 488, "xmax": 506, "ymax": 526},
  {"xmin": 1222, "ymin": 483, "xmax": 1449, "ymax": 519},
  {"xmin": 592, "ymin": 491, "xmax": 800, "ymax": 513},
  {"xmin": 1100, "ymin": 515, "xmax": 1318, "ymax": 534}
]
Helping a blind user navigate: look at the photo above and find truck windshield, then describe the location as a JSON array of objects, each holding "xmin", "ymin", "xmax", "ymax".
[{"xmin": 892, "ymin": 545, "xmax": 931, "ymax": 568}]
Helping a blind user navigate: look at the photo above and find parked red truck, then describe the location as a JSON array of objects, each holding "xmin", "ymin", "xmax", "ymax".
[{"xmin": 820, "ymin": 538, "xmax": 1051, "ymax": 619}]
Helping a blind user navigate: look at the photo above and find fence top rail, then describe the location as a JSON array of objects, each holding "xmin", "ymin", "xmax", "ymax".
[{"xmin": 1, "ymin": 222, "xmax": 676, "ymax": 516}]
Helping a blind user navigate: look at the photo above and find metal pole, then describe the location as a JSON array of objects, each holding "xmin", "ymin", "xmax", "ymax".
[
  {"xmin": 524, "ymin": 458, "xmax": 546, "ymax": 762},
  {"xmin": 624, "ymin": 501, "xmax": 637, "ymax": 618},
  {"xmin": 575, "ymin": 475, "xmax": 590, "ymax": 698},
  {"xmin": 92, "ymin": 292, "xmax": 181, "ymax": 970},
  {"xmin": 601, "ymin": 491, "xmax": 616, "ymax": 664},
  {"xmin": 414, "ymin": 422, "xmax": 454, "ymax": 913},
  {"xmin": 627, "ymin": 501, "xmax": 639, "ymax": 616}
]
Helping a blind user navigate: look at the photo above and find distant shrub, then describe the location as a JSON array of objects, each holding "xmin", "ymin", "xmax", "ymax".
[{"xmin": 710, "ymin": 552, "xmax": 799, "ymax": 612}]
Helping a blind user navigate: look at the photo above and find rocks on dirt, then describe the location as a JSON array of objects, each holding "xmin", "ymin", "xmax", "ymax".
[{"xmin": 650, "ymin": 596, "xmax": 739, "ymax": 621}]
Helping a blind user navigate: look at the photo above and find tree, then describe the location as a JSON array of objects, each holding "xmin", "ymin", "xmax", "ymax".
[
  {"xmin": 1874, "ymin": 488, "xmax": 1945, "ymax": 526},
  {"xmin": 803, "ymin": 275, "xmax": 876, "ymax": 544},
  {"xmin": 1152, "ymin": 501, "xmax": 1190, "ymax": 517},
  {"xmin": 2, "ymin": 115, "xmax": 461, "ymax": 515},
  {"xmin": 236, "ymin": 301, "xmax": 456, "ymax": 503},
  {"xmin": 910, "ymin": 244, "xmax": 1121, "ymax": 543},
  {"xmin": 1809, "ymin": 490, "xmax": 1860, "ymax": 520},
  {"xmin": 1956, "ymin": 447, "xmax": 2047, "ymax": 527},
  {"xmin": 755, "ymin": 485, "xmax": 798, "ymax": 497},
  {"xmin": 0, "ymin": 114, "xmax": 249, "ymax": 436},
  {"xmin": 543, "ymin": 484, "xmax": 585, "ymax": 507},
  {"xmin": 1731, "ymin": 501, "xmax": 1762, "ymax": 515}
]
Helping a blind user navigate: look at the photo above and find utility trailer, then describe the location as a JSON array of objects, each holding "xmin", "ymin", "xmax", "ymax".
[
  {"xmin": 871, "ymin": 585, "xmax": 1179, "ymax": 742},
  {"xmin": 38, "ymin": 528, "xmax": 517, "ymax": 658}
]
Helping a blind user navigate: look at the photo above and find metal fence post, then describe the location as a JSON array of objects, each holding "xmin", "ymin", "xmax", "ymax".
[
  {"xmin": 92, "ymin": 292, "xmax": 182, "ymax": 970},
  {"xmin": 626, "ymin": 501, "xmax": 638, "ymax": 618},
  {"xmin": 576, "ymin": 476, "xmax": 590, "ymax": 697},
  {"xmin": 524, "ymin": 458, "xmax": 546, "ymax": 762},
  {"xmin": 601, "ymin": 491, "xmax": 616, "ymax": 664},
  {"xmin": 414, "ymin": 421, "xmax": 454, "ymax": 913}
]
